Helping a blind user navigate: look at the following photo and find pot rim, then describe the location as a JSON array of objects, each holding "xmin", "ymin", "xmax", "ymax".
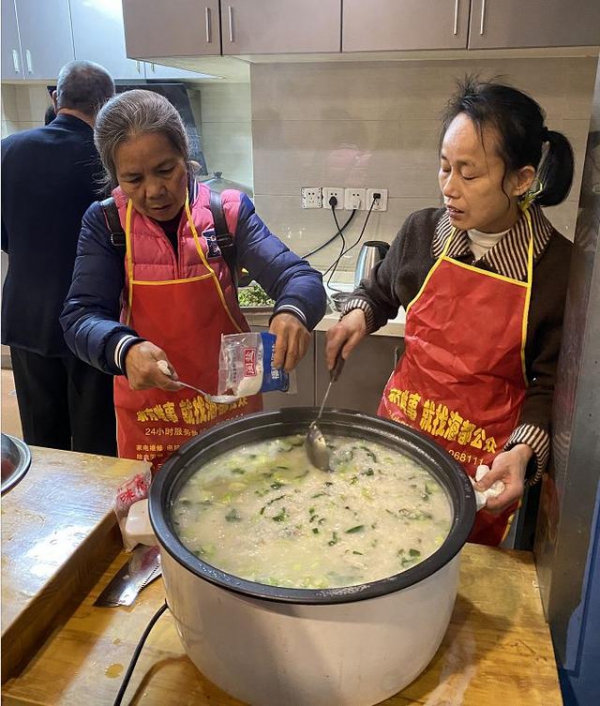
[{"xmin": 149, "ymin": 408, "xmax": 476, "ymax": 605}]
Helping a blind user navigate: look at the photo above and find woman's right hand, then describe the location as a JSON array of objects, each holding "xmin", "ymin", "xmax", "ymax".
[
  {"xmin": 123, "ymin": 341, "xmax": 181, "ymax": 391},
  {"xmin": 325, "ymin": 309, "xmax": 368, "ymax": 369}
]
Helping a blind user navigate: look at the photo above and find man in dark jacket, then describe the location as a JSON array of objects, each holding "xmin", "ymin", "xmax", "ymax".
[{"xmin": 1, "ymin": 60, "xmax": 117, "ymax": 455}]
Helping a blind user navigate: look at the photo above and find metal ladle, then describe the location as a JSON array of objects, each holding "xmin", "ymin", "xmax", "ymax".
[
  {"xmin": 305, "ymin": 355, "xmax": 345, "ymax": 471},
  {"xmin": 156, "ymin": 360, "xmax": 239, "ymax": 404}
]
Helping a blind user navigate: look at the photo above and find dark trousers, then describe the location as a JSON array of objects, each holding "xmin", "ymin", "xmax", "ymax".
[{"xmin": 10, "ymin": 347, "xmax": 117, "ymax": 456}]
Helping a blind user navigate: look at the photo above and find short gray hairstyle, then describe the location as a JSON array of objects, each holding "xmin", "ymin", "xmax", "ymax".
[
  {"xmin": 55, "ymin": 61, "xmax": 114, "ymax": 116},
  {"xmin": 94, "ymin": 89, "xmax": 190, "ymax": 191}
]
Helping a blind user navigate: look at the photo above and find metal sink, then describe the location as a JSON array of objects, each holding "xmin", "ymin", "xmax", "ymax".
[{"xmin": 1, "ymin": 433, "xmax": 31, "ymax": 495}]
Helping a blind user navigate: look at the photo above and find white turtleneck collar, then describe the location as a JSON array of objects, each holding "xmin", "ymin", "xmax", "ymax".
[{"xmin": 468, "ymin": 227, "xmax": 510, "ymax": 260}]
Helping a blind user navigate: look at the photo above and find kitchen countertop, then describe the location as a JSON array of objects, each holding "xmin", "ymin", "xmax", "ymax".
[
  {"xmin": 245, "ymin": 309, "xmax": 406, "ymax": 337},
  {"xmin": 3, "ymin": 543, "xmax": 561, "ymax": 705}
]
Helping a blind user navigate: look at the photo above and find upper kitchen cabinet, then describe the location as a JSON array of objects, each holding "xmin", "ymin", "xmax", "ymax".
[
  {"xmin": 343, "ymin": 0, "xmax": 470, "ymax": 52},
  {"xmin": 69, "ymin": 0, "xmax": 144, "ymax": 80},
  {"xmin": 221, "ymin": 0, "xmax": 341, "ymax": 55},
  {"xmin": 122, "ymin": 0, "xmax": 221, "ymax": 61},
  {"xmin": 13, "ymin": 0, "xmax": 75, "ymax": 80},
  {"xmin": 468, "ymin": 0, "xmax": 600, "ymax": 49},
  {"xmin": 2, "ymin": 0, "xmax": 74, "ymax": 81},
  {"xmin": 1, "ymin": 1, "xmax": 23, "ymax": 80}
]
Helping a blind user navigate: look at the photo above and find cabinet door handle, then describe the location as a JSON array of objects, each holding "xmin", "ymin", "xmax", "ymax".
[
  {"xmin": 205, "ymin": 7, "xmax": 212, "ymax": 43},
  {"xmin": 151, "ymin": 63, "xmax": 155, "ymax": 73},
  {"xmin": 12, "ymin": 49, "xmax": 20, "ymax": 73},
  {"xmin": 453, "ymin": 0, "xmax": 459, "ymax": 35},
  {"xmin": 228, "ymin": 6, "xmax": 234, "ymax": 43},
  {"xmin": 25, "ymin": 49, "xmax": 33, "ymax": 74},
  {"xmin": 135, "ymin": 60, "xmax": 141, "ymax": 73},
  {"xmin": 480, "ymin": 0, "xmax": 486, "ymax": 35}
]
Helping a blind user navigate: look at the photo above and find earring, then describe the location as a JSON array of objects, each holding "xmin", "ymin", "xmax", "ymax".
[{"xmin": 519, "ymin": 178, "xmax": 544, "ymax": 211}]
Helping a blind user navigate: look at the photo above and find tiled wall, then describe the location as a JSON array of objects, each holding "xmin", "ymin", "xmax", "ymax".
[
  {"xmin": 1, "ymin": 56, "xmax": 597, "ymax": 283},
  {"xmin": 250, "ymin": 57, "xmax": 597, "ymax": 276},
  {"xmin": 1, "ymin": 84, "xmax": 51, "ymax": 137},
  {"xmin": 189, "ymin": 82, "xmax": 253, "ymax": 191}
]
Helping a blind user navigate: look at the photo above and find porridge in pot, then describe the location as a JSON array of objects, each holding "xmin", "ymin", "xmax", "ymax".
[{"xmin": 172, "ymin": 435, "xmax": 452, "ymax": 589}]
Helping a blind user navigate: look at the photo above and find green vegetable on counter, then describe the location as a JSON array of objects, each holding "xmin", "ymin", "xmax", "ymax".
[{"xmin": 238, "ymin": 282, "xmax": 275, "ymax": 307}]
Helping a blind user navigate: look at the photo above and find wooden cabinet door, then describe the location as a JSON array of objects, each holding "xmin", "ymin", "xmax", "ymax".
[
  {"xmin": 15, "ymin": 0, "xmax": 74, "ymax": 80},
  {"xmin": 469, "ymin": 0, "xmax": 600, "ymax": 49},
  {"xmin": 70, "ymin": 0, "xmax": 143, "ymax": 80},
  {"xmin": 222, "ymin": 0, "xmax": 341, "ymax": 55},
  {"xmin": 343, "ymin": 0, "xmax": 470, "ymax": 52},
  {"xmin": 122, "ymin": 0, "xmax": 221, "ymax": 60},
  {"xmin": 1, "ymin": 1, "xmax": 23, "ymax": 80}
]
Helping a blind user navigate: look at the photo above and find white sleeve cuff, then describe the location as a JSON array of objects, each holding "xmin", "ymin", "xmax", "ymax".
[
  {"xmin": 114, "ymin": 334, "xmax": 139, "ymax": 373},
  {"xmin": 272, "ymin": 305, "xmax": 307, "ymax": 327}
]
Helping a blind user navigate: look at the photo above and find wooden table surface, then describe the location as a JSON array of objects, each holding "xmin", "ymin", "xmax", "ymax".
[
  {"xmin": 3, "ymin": 543, "xmax": 562, "ymax": 706},
  {"xmin": 1, "ymin": 446, "xmax": 150, "ymax": 683}
]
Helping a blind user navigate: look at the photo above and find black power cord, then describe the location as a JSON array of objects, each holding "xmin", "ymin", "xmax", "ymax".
[
  {"xmin": 112, "ymin": 601, "xmax": 169, "ymax": 706},
  {"xmin": 324, "ymin": 196, "xmax": 378, "ymax": 292},
  {"xmin": 300, "ymin": 199, "xmax": 356, "ymax": 260}
]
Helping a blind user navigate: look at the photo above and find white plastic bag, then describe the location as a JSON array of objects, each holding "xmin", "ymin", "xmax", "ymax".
[{"xmin": 218, "ymin": 331, "xmax": 296, "ymax": 397}]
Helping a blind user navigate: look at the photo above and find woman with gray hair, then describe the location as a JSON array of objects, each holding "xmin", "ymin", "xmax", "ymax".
[{"xmin": 61, "ymin": 89, "xmax": 326, "ymax": 470}]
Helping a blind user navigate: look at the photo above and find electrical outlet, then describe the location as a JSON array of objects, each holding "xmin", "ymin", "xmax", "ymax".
[
  {"xmin": 301, "ymin": 187, "xmax": 322, "ymax": 209},
  {"xmin": 367, "ymin": 188, "xmax": 388, "ymax": 212},
  {"xmin": 344, "ymin": 188, "xmax": 366, "ymax": 210},
  {"xmin": 322, "ymin": 187, "xmax": 345, "ymax": 210}
]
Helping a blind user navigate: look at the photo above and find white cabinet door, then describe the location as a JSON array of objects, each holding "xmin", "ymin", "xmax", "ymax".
[
  {"xmin": 15, "ymin": 0, "xmax": 74, "ymax": 80},
  {"xmin": 469, "ymin": 0, "xmax": 600, "ymax": 49},
  {"xmin": 69, "ymin": 0, "xmax": 144, "ymax": 80},
  {"xmin": 1, "ymin": 1, "xmax": 23, "ymax": 80},
  {"xmin": 222, "ymin": 0, "xmax": 341, "ymax": 55},
  {"xmin": 343, "ymin": 0, "xmax": 470, "ymax": 52},
  {"xmin": 122, "ymin": 0, "xmax": 221, "ymax": 59}
]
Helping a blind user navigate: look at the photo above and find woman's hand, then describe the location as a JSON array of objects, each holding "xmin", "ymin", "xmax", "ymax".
[
  {"xmin": 123, "ymin": 341, "xmax": 181, "ymax": 392},
  {"xmin": 325, "ymin": 309, "xmax": 368, "ymax": 370},
  {"xmin": 476, "ymin": 444, "xmax": 532, "ymax": 513},
  {"xmin": 269, "ymin": 313, "xmax": 311, "ymax": 371}
]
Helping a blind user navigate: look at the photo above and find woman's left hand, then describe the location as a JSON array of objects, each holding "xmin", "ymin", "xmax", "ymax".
[
  {"xmin": 475, "ymin": 444, "xmax": 532, "ymax": 513},
  {"xmin": 269, "ymin": 313, "xmax": 311, "ymax": 371}
]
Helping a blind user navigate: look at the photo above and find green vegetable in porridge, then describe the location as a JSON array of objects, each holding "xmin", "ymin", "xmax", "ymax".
[{"xmin": 172, "ymin": 435, "xmax": 452, "ymax": 589}]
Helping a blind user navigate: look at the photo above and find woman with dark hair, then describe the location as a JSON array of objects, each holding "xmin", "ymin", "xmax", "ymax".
[
  {"xmin": 326, "ymin": 77, "xmax": 574, "ymax": 546},
  {"xmin": 61, "ymin": 89, "xmax": 326, "ymax": 470}
]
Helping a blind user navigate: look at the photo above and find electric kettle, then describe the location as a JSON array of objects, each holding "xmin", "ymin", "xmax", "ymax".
[{"xmin": 354, "ymin": 240, "xmax": 390, "ymax": 287}]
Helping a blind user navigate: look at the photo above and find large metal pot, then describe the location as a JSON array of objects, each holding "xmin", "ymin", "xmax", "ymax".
[{"xmin": 150, "ymin": 408, "xmax": 476, "ymax": 706}]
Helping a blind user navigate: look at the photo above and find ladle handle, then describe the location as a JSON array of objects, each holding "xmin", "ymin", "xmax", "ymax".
[{"xmin": 330, "ymin": 354, "xmax": 345, "ymax": 383}]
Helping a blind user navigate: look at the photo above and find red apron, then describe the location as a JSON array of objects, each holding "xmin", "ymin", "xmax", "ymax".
[
  {"xmin": 378, "ymin": 212, "xmax": 534, "ymax": 546},
  {"xmin": 115, "ymin": 198, "xmax": 262, "ymax": 470}
]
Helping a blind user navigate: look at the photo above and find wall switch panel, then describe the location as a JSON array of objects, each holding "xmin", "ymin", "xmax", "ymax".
[
  {"xmin": 367, "ymin": 188, "xmax": 388, "ymax": 212},
  {"xmin": 322, "ymin": 187, "xmax": 345, "ymax": 210},
  {"xmin": 301, "ymin": 187, "xmax": 322, "ymax": 209},
  {"xmin": 344, "ymin": 188, "xmax": 366, "ymax": 210}
]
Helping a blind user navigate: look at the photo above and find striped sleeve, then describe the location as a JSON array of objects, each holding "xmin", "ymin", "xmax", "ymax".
[
  {"xmin": 504, "ymin": 423, "xmax": 550, "ymax": 486},
  {"xmin": 341, "ymin": 297, "xmax": 377, "ymax": 333}
]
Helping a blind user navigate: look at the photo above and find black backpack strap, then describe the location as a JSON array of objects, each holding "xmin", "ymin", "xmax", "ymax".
[
  {"xmin": 208, "ymin": 189, "xmax": 237, "ymax": 288},
  {"xmin": 100, "ymin": 197, "xmax": 126, "ymax": 251}
]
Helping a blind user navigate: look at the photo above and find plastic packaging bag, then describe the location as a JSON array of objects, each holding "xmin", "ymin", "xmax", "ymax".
[
  {"xmin": 218, "ymin": 331, "xmax": 296, "ymax": 397},
  {"xmin": 114, "ymin": 470, "xmax": 153, "ymax": 552}
]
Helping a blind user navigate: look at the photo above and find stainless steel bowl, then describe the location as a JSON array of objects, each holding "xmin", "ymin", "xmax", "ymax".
[{"xmin": 1, "ymin": 433, "xmax": 31, "ymax": 495}]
